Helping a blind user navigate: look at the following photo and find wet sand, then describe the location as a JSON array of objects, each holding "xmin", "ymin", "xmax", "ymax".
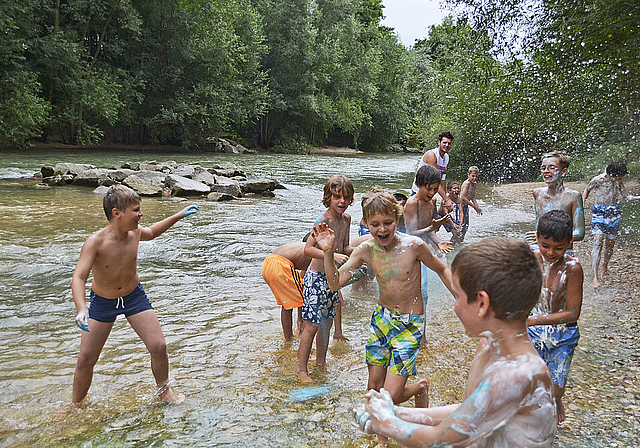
[{"xmin": 493, "ymin": 180, "xmax": 640, "ymax": 445}]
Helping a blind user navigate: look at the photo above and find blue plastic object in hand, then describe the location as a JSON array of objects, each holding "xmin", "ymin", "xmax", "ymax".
[
  {"xmin": 345, "ymin": 265, "xmax": 367, "ymax": 286},
  {"xmin": 182, "ymin": 205, "xmax": 199, "ymax": 218},
  {"xmin": 75, "ymin": 312, "xmax": 90, "ymax": 332}
]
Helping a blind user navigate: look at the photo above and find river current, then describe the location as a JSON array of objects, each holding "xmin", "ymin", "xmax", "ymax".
[{"xmin": 0, "ymin": 149, "xmax": 637, "ymax": 447}]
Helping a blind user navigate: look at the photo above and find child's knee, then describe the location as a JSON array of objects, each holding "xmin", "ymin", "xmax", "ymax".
[
  {"xmin": 148, "ymin": 338, "xmax": 168, "ymax": 356},
  {"xmin": 76, "ymin": 351, "xmax": 100, "ymax": 369}
]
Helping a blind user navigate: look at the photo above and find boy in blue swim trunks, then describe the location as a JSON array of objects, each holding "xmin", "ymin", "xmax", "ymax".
[
  {"xmin": 71, "ymin": 184, "xmax": 197, "ymax": 404},
  {"xmin": 312, "ymin": 190, "xmax": 453, "ymax": 446},
  {"xmin": 298, "ymin": 175, "xmax": 355, "ymax": 383},
  {"xmin": 583, "ymin": 161, "xmax": 640, "ymax": 289},
  {"xmin": 527, "ymin": 210, "xmax": 584, "ymax": 424}
]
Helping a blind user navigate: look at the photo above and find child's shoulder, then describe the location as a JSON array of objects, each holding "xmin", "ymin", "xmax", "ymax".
[{"xmin": 395, "ymin": 232, "xmax": 423, "ymax": 248}]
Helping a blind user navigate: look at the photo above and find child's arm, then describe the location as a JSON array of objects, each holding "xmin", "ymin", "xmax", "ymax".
[
  {"xmin": 619, "ymin": 180, "xmax": 640, "ymax": 201},
  {"xmin": 471, "ymin": 198, "xmax": 482, "ymax": 215},
  {"xmin": 405, "ymin": 201, "xmax": 452, "ymax": 239},
  {"xmin": 527, "ymin": 262, "xmax": 583, "ymax": 326},
  {"xmin": 304, "ymin": 231, "xmax": 349, "ymax": 265},
  {"xmin": 71, "ymin": 237, "xmax": 99, "ymax": 331},
  {"xmin": 312, "ymin": 222, "xmax": 365, "ymax": 291},
  {"xmin": 416, "ymin": 239, "xmax": 453, "ymax": 293},
  {"xmin": 139, "ymin": 205, "xmax": 198, "ymax": 241},
  {"xmin": 582, "ymin": 177, "xmax": 597, "ymax": 202},
  {"xmin": 570, "ymin": 193, "xmax": 585, "ymax": 241}
]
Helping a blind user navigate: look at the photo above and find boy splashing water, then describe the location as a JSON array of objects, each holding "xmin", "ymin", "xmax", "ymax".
[{"xmin": 354, "ymin": 238, "xmax": 556, "ymax": 447}]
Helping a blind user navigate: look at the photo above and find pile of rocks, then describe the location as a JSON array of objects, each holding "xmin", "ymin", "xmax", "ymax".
[{"xmin": 35, "ymin": 161, "xmax": 284, "ymax": 201}]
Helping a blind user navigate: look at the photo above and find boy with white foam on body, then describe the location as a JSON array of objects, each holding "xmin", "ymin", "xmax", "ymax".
[
  {"xmin": 458, "ymin": 166, "xmax": 483, "ymax": 244},
  {"xmin": 355, "ymin": 237, "xmax": 557, "ymax": 448},
  {"xmin": 298, "ymin": 175, "xmax": 354, "ymax": 383},
  {"xmin": 313, "ymin": 190, "xmax": 453, "ymax": 447},
  {"xmin": 71, "ymin": 184, "xmax": 198, "ymax": 404},
  {"xmin": 404, "ymin": 164, "xmax": 453, "ymax": 304},
  {"xmin": 261, "ymin": 241, "xmax": 311, "ymax": 341},
  {"xmin": 582, "ymin": 161, "xmax": 640, "ymax": 289},
  {"xmin": 533, "ymin": 151, "xmax": 585, "ymax": 250},
  {"xmin": 527, "ymin": 210, "xmax": 583, "ymax": 424}
]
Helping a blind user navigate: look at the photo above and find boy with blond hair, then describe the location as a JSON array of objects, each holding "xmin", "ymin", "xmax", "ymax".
[
  {"xmin": 298, "ymin": 175, "xmax": 354, "ymax": 383},
  {"xmin": 458, "ymin": 166, "xmax": 483, "ymax": 243},
  {"xmin": 527, "ymin": 210, "xmax": 583, "ymax": 424},
  {"xmin": 71, "ymin": 184, "xmax": 197, "ymax": 404},
  {"xmin": 355, "ymin": 237, "xmax": 557, "ymax": 447},
  {"xmin": 312, "ymin": 190, "xmax": 453, "ymax": 447}
]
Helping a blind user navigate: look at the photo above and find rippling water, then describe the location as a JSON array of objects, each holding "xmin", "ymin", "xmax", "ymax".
[{"xmin": 0, "ymin": 149, "xmax": 637, "ymax": 447}]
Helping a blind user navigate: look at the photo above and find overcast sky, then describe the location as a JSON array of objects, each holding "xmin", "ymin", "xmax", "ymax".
[{"xmin": 381, "ymin": 0, "xmax": 450, "ymax": 47}]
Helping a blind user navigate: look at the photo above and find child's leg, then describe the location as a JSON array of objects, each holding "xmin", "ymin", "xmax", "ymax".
[
  {"xmin": 72, "ymin": 319, "xmax": 114, "ymax": 403},
  {"xmin": 280, "ymin": 306, "xmax": 294, "ymax": 341},
  {"xmin": 367, "ymin": 365, "xmax": 387, "ymax": 392},
  {"xmin": 591, "ymin": 234, "xmax": 604, "ymax": 288},
  {"xmin": 333, "ymin": 293, "xmax": 348, "ymax": 341},
  {"xmin": 553, "ymin": 385, "xmax": 566, "ymax": 424},
  {"xmin": 127, "ymin": 310, "xmax": 183, "ymax": 403},
  {"xmin": 298, "ymin": 320, "xmax": 318, "ymax": 382},
  {"xmin": 602, "ymin": 238, "xmax": 616, "ymax": 277},
  {"xmin": 314, "ymin": 317, "xmax": 333, "ymax": 369},
  {"xmin": 296, "ymin": 307, "xmax": 303, "ymax": 335},
  {"xmin": 383, "ymin": 372, "xmax": 429, "ymax": 407}
]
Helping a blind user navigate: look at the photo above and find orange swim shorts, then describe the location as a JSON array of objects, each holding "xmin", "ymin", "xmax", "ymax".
[{"xmin": 261, "ymin": 253, "xmax": 305, "ymax": 310}]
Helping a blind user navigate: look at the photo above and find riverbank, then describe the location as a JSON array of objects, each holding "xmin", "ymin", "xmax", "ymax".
[{"xmin": 493, "ymin": 180, "xmax": 640, "ymax": 444}]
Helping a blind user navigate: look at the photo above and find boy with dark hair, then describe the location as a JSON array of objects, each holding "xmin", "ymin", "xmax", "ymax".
[
  {"xmin": 411, "ymin": 131, "xmax": 454, "ymax": 200},
  {"xmin": 72, "ymin": 184, "xmax": 197, "ymax": 404},
  {"xmin": 355, "ymin": 237, "xmax": 557, "ymax": 447},
  {"xmin": 528, "ymin": 210, "xmax": 583, "ymax": 424},
  {"xmin": 458, "ymin": 166, "xmax": 483, "ymax": 244},
  {"xmin": 298, "ymin": 175, "xmax": 354, "ymax": 383},
  {"xmin": 313, "ymin": 190, "xmax": 453, "ymax": 447},
  {"xmin": 583, "ymin": 161, "xmax": 640, "ymax": 288}
]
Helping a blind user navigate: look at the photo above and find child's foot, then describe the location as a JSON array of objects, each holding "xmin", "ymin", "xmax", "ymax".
[
  {"xmin": 298, "ymin": 372, "xmax": 314, "ymax": 383},
  {"xmin": 602, "ymin": 268, "xmax": 609, "ymax": 279},
  {"xmin": 333, "ymin": 333, "xmax": 349, "ymax": 342},
  {"xmin": 592, "ymin": 275, "xmax": 601, "ymax": 289},
  {"xmin": 414, "ymin": 379, "xmax": 429, "ymax": 408},
  {"xmin": 557, "ymin": 398, "xmax": 566, "ymax": 424},
  {"xmin": 157, "ymin": 381, "xmax": 185, "ymax": 404},
  {"xmin": 315, "ymin": 363, "xmax": 334, "ymax": 373}
]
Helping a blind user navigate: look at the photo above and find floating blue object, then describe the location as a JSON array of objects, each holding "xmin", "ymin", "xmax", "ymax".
[{"xmin": 289, "ymin": 385, "xmax": 330, "ymax": 401}]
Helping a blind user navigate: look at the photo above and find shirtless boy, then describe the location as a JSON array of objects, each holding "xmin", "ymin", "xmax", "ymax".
[
  {"xmin": 313, "ymin": 190, "xmax": 453, "ymax": 447},
  {"xmin": 298, "ymin": 175, "xmax": 354, "ymax": 383},
  {"xmin": 71, "ymin": 184, "xmax": 197, "ymax": 404},
  {"xmin": 458, "ymin": 166, "xmax": 483, "ymax": 243},
  {"xmin": 355, "ymin": 237, "xmax": 557, "ymax": 447},
  {"xmin": 583, "ymin": 161, "xmax": 640, "ymax": 288},
  {"xmin": 527, "ymin": 210, "xmax": 583, "ymax": 424},
  {"xmin": 262, "ymin": 241, "xmax": 311, "ymax": 341},
  {"xmin": 533, "ymin": 151, "xmax": 585, "ymax": 247},
  {"xmin": 404, "ymin": 165, "xmax": 453, "ymax": 302}
]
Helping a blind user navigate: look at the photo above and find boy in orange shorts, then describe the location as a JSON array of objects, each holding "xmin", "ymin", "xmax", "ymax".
[{"xmin": 262, "ymin": 242, "xmax": 311, "ymax": 341}]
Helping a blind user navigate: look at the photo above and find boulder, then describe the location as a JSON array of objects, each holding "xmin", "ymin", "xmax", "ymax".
[
  {"xmin": 239, "ymin": 179, "xmax": 278, "ymax": 194},
  {"xmin": 210, "ymin": 162, "xmax": 245, "ymax": 178},
  {"xmin": 173, "ymin": 165, "xmax": 198, "ymax": 178},
  {"xmin": 206, "ymin": 192, "xmax": 236, "ymax": 202},
  {"xmin": 41, "ymin": 166, "xmax": 54, "ymax": 177},
  {"xmin": 73, "ymin": 168, "xmax": 112, "ymax": 187},
  {"xmin": 210, "ymin": 177, "xmax": 242, "ymax": 197},
  {"xmin": 166, "ymin": 174, "xmax": 211, "ymax": 196},
  {"xmin": 106, "ymin": 169, "xmax": 136, "ymax": 183},
  {"xmin": 54, "ymin": 163, "xmax": 95, "ymax": 176},
  {"xmin": 192, "ymin": 166, "xmax": 217, "ymax": 186},
  {"xmin": 123, "ymin": 170, "xmax": 167, "ymax": 196},
  {"xmin": 93, "ymin": 185, "xmax": 109, "ymax": 195},
  {"xmin": 138, "ymin": 161, "xmax": 176, "ymax": 173}
]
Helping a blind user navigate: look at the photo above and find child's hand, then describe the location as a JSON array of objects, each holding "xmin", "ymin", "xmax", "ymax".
[
  {"xmin": 431, "ymin": 213, "xmax": 452, "ymax": 230},
  {"xmin": 524, "ymin": 231, "xmax": 537, "ymax": 245},
  {"xmin": 354, "ymin": 405, "xmax": 374, "ymax": 434},
  {"xmin": 180, "ymin": 205, "xmax": 199, "ymax": 219},
  {"xmin": 75, "ymin": 311, "xmax": 90, "ymax": 332},
  {"xmin": 311, "ymin": 222, "xmax": 335, "ymax": 252},
  {"xmin": 439, "ymin": 241, "xmax": 453, "ymax": 253},
  {"xmin": 334, "ymin": 253, "xmax": 349, "ymax": 265},
  {"xmin": 360, "ymin": 388, "xmax": 397, "ymax": 434}
]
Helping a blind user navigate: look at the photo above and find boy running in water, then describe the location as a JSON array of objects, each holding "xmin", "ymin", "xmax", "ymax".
[
  {"xmin": 528, "ymin": 210, "xmax": 583, "ymax": 424},
  {"xmin": 71, "ymin": 184, "xmax": 197, "ymax": 404},
  {"xmin": 313, "ymin": 190, "xmax": 453, "ymax": 447},
  {"xmin": 355, "ymin": 237, "xmax": 557, "ymax": 447},
  {"xmin": 583, "ymin": 161, "xmax": 640, "ymax": 288},
  {"xmin": 459, "ymin": 166, "xmax": 483, "ymax": 243}
]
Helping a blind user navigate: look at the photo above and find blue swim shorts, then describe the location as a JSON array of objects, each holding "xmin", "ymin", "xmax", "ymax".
[
  {"xmin": 88, "ymin": 283, "xmax": 154, "ymax": 323},
  {"xmin": 366, "ymin": 304, "xmax": 424, "ymax": 377},
  {"xmin": 358, "ymin": 224, "xmax": 371, "ymax": 237},
  {"xmin": 302, "ymin": 269, "xmax": 340, "ymax": 324},
  {"xmin": 591, "ymin": 203, "xmax": 622, "ymax": 239},
  {"xmin": 528, "ymin": 323, "xmax": 580, "ymax": 388}
]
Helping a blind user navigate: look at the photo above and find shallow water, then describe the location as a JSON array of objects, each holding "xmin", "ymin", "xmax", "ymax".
[{"xmin": 0, "ymin": 149, "xmax": 637, "ymax": 447}]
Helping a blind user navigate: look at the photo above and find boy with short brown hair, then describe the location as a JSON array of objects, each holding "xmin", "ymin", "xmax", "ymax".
[
  {"xmin": 458, "ymin": 166, "xmax": 483, "ymax": 244},
  {"xmin": 355, "ymin": 237, "xmax": 557, "ymax": 447},
  {"xmin": 298, "ymin": 175, "xmax": 354, "ymax": 383},
  {"xmin": 71, "ymin": 184, "xmax": 197, "ymax": 404}
]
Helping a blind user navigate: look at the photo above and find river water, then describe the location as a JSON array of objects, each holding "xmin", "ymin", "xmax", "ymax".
[{"xmin": 0, "ymin": 149, "xmax": 637, "ymax": 447}]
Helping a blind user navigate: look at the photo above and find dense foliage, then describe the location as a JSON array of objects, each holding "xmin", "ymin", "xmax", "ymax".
[{"xmin": 1, "ymin": 0, "xmax": 637, "ymax": 180}]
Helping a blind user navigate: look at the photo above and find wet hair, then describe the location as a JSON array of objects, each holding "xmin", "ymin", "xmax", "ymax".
[
  {"xmin": 393, "ymin": 192, "xmax": 408, "ymax": 203},
  {"xmin": 322, "ymin": 175, "xmax": 354, "ymax": 208},
  {"xmin": 447, "ymin": 181, "xmax": 459, "ymax": 191},
  {"xmin": 468, "ymin": 166, "xmax": 479, "ymax": 174},
  {"xmin": 537, "ymin": 210, "xmax": 573, "ymax": 243},
  {"xmin": 451, "ymin": 237, "xmax": 542, "ymax": 321},
  {"xmin": 606, "ymin": 161, "xmax": 628, "ymax": 177},
  {"xmin": 103, "ymin": 184, "xmax": 141, "ymax": 221},
  {"xmin": 361, "ymin": 185, "xmax": 387, "ymax": 207},
  {"xmin": 438, "ymin": 131, "xmax": 454, "ymax": 142},
  {"xmin": 415, "ymin": 164, "xmax": 442, "ymax": 188},
  {"xmin": 542, "ymin": 151, "xmax": 570, "ymax": 170},
  {"xmin": 362, "ymin": 190, "xmax": 403, "ymax": 225}
]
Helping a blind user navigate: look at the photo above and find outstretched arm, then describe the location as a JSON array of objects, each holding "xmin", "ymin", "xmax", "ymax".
[
  {"xmin": 312, "ymin": 222, "xmax": 365, "ymax": 291},
  {"xmin": 140, "ymin": 205, "xmax": 198, "ymax": 241},
  {"xmin": 416, "ymin": 241, "xmax": 453, "ymax": 294},
  {"xmin": 571, "ymin": 194, "xmax": 585, "ymax": 241}
]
